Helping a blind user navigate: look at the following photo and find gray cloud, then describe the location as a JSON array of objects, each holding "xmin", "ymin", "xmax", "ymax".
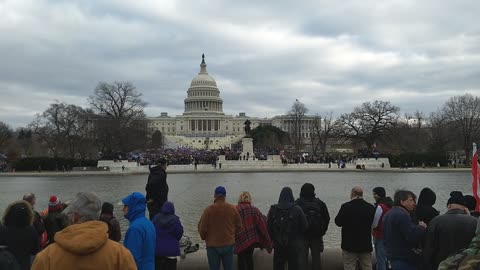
[{"xmin": 1, "ymin": 0, "xmax": 479, "ymax": 128}]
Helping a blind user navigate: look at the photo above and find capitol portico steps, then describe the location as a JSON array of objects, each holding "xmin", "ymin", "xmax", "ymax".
[{"xmin": 97, "ymin": 157, "xmax": 390, "ymax": 172}]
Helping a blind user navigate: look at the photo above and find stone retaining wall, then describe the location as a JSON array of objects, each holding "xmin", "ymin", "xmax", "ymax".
[{"xmin": 178, "ymin": 248, "xmax": 350, "ymax": 270}]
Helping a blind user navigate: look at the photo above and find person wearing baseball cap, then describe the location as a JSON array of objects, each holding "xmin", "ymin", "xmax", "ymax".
[{"xmin": 198, "ymin": 186, "xmax": 242, "ymax": 270}]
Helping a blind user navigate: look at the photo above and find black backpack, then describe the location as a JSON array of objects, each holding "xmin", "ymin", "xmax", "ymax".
[
  {"xmin": 270, "ymin": 205, "xmax": 294, "ymax": 248},
  {"xmin": 0, "ymin": 245, "xmax": 20, "ymax": 270},
  {"xmin": 300, "ymin": 199, "xmax": 325, "ymax": 236}
]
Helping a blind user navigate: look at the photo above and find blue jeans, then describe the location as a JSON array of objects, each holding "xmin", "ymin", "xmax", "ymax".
[
  {"xmin": 374, "ymin": 238, "xmax": 386, "ymax": 270},
  {"xmin": 391, "ymin": 260, "xmax": 417, "ymax": 270},
  {"xmin": 206, "ymin": 245, "xmax": 234, "ymax": 270}
]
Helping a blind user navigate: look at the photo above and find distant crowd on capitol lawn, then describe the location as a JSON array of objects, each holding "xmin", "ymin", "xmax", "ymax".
[{"xmin": 1, "ymin": 157, "xmax": 480, "ymax": 270}]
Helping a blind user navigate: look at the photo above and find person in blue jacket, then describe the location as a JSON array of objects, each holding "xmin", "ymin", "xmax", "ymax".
[
  {"xmin": 153, "ymin": 201, "xmax": 184, "ymax": 270},
  {"xmin": 121, "ymin": 192, "xmax": 156, "ymax": 270}
]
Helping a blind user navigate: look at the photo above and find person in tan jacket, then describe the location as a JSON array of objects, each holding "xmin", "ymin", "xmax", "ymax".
[
  {"xmin": 198, "ymin": 186, "xmax": 242, "ymax": 270},
  {"xmin": 31, "ymin": 192, "xmax": 137, "ymax": 270}
]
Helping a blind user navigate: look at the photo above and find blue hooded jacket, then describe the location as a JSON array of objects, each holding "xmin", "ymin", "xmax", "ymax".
[
  {"xmin": 153, "ymin": 201, "xmax": 184, "ymax": 256},
  {"xmin": 122, "ymin": 192, "xmax": 155, "ymax": 270}
]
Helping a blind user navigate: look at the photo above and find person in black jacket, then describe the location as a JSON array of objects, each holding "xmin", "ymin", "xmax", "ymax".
[
  {"xmin": 268, "ymin": 187, "xmax": 308, "ymax": 270},
  {"xmin": 146, "ymin": 157, "xmax": 169, "ymax": 220},
  {"xmin": 0, "ymin": 200, "xmax": 40, "ymax": 270},
  {"xmin": 335, "ymin": 186, "xmax": 375, "ymax": 270},
  {"xmin": 22, "ymin": 193, "xmax": 45, "ymax": 243},
  {"xmin": 295, "ymin": 183, "xmax": 330, "ymax": 270},
  {"xmin": 423, "ymin": 191, "xmax": 477, "ymax": 270},
  {"xmin": 415, "ymin": 187, "xmax": 439, "ymax": 225}
]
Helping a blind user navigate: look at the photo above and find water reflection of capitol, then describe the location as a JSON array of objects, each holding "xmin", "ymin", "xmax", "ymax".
[{"xmin": 148, "ymin": 55, "xmax": 317, "ymax": 149}]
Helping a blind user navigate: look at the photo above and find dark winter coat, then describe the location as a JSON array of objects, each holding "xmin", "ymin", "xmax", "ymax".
[
  {"xmin": 99, "ymin": 213, "xmax": 122, "ymax": 242},
  {"xmin": 153, "ymin": 202, "xmax": 183, "ymax": 257},
  {"xmin": 295, "ymin": 196, "xmax": 330, "ymax": 237},
  {"xmin": 415, "ymin": 188, "xmax": 440, "ymax": 225},
  {"xmin": 423, "ymin": 208, "xmax": 477, "ymax": 270},
  {"xmin": 0, "ymin": 200, "xmax": 40, "ymax": 270},
  {"xmin": 383, "ymin": 206, "xmax": 426, "ymax": 263},
  {"xmin": 145, "ymin": 165, "xmax": 168, "ymax": 216},
  {"xmin": 267, "ymin": 187, "xmax": 308, "ymax": 248},
  {"xmin": 335, "ymin": 198, "xmax": 375, "ymax": 253},
  {"xmin": 43, "ymin": 211, "xmax": 69, "ymax": 245}
]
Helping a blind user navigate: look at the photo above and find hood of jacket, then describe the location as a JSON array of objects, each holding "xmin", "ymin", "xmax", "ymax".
[
  {"xmin": 2, "ymin": 200, "xmax": 34, "ymax": 228},
  {"xmin": 122, "ymin": 192, "xmax": 147, "ymax": 222},
  {"xmin": 418, "ymin": 187, "xmax": 436, "ymax": 206},
  {"xmin": 55, "ymin": 221, "xmax": 109, "ymax": 255},
  {"xmin": 149, "ymin": 165, "xmax": 165, "ymax": 174},
  {"xmin": 154, "ymin": 201, "xmax": 177, "ymax": 227},
  {"xmin": 277, "ymin": 187, "xmax": 295, "ymax": 209},
  {"xmin": 380, "ymin": 196, "xmax": 394, "ymax": 208}
]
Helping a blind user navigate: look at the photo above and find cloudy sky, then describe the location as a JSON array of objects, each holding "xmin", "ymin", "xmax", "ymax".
[{"xmin": 1, "ymin": 0, "xmax": 479, "ymax": 128}]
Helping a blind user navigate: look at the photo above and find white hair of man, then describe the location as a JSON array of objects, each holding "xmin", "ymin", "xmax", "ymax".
[{"xmin": 68, "ymin": 192, "xmax": 102, "ymax": 223}]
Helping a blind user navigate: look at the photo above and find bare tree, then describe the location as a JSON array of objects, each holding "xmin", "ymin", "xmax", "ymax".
[
  {"xmin": 426, "ymin": 110, "xmax": 454, "ymax": 153},
  {"xmin": 0, "ymin": 121, "xmax": 13, "ymax": 151},
  {"xmin": 335, "ymin": 100, "xmax": 400, "ymax": 150},
  {"xmin": 442, "ymin": 93, "xmax": 480, "ymax": 162},
  {"xmin": 88, "ymin": 81, "xmax": 147, "ymax": 156},
  {"xmin": 30, "ymin": 102, "xmax": 90, "ymax": 158},
  {"xmin": 310, "ymin": 112, "xmax": 335, "ymax": 157},
  {"xmin": 287, "ymin": 100, "xmax": 308, "ymax": 154},
  {"xmin": 17, "ymin": 128, "xmax": 33, "ymax": 156}
]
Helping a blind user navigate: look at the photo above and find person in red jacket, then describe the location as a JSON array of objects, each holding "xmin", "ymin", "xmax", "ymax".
[
  {"xmin": 372, "ymin": 187, "xmax": 393, "ymax": 270},
  {"xmin": 234, "ymin": 191, "xmax": 272, "ymax": 270}
]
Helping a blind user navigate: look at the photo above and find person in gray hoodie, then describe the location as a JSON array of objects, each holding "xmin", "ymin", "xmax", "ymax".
[{"xmin": 267, "ymin": 187, "xmax": 308, "ymax": 270}]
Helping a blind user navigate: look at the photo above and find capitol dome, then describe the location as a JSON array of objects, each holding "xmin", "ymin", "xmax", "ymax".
[
  {"xmin": 183, "ymin": 54, "xmax": 224, "ymax": 115},
  {"xmin": 190, "ymin": 55, "xmax": 217, "ymax": 87}
]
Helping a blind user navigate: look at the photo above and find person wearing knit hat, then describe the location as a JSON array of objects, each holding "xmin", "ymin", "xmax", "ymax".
[
  {"xmin": 295, "ymin": 183, "xmax": 330, "ymax": 270},
  {"xmin": 371, "ymin": 187, "xmax": 392, "ymax": 270},
  {"xmin": 465, "ymin": 195, "xmax": 480, "ymax": 218},
  {"xmin": 44, "ymin": 195, "xmax": 68, "ymax": 245},
  {"xmin": 99, "ymin": 202, "xmax": 121, "ymax": 242},
  {"xmin": 423, "ymin": 191, "xmax": 478, "ymax": 270},
  {"xmin": 198, "ymin": 186, "xmax": 242, "ymax": 270},
  {"xmin": 48, "ymin": 195, "xmax": 63, "ymax": 213}
]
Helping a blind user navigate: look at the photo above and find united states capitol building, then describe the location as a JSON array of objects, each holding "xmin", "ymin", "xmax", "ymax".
[{"xmin": 148, "ymin": 55, "xmax": 318, "ymax": 149}]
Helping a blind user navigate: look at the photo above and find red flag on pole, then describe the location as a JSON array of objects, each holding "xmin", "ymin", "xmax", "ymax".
[{"xmin": 472, "ymin": 149, "xmax": 480, "ymax": 211}]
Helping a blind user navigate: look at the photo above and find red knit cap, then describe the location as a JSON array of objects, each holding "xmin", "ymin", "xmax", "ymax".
[{"xmin": 48, "ymin": 195, "xmax": 62, "ymax": 212}]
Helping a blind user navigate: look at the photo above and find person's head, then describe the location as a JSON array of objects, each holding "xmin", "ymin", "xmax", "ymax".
[
  {"xmin": 447, "ymin": 191, "xmax": 466, "ymax": 209},
  {"xmin": 238, "ymin": 191, "xmax": 252, "ymax": 204},
  {"xmin": 417, "ymin": 187, "xmax": 436, "ymax": 206},
  {"xmin": 465, "ymin": 195, "xmax": 477, "ymax": 212},
  {"xmin": 48, "ymin": 195, "xmax": 63, "ymax": 213},
  {"xmin": 68, "ymin": 192, "xmax": 102, "ymax": 224},
  {"xmin": 101, "ymin": 202, "xmax": 114, "ymax": 215},
  {"xmin": 214, "ymin": 186, "xmax": 226, "ymax": 200},
  {"xmin": 161, "ymin": 201, "xmax": 175, "ymax": 215},
  {"xmin": 300, "ymin": 183, "xmax": 315, "ymax": 199},
  {"xmin": 22, "ymin": 193, "xmax": 36, "ymax": 207},
  {"xmin": 394, "ymin": 190, "xmax": 417, "ymax": 212},
  {"xmin": 120, "ymin": 192, "xmax": 147, "ymax": 221},
  {"xmin": 278, "ymin": 187, "xmax": 294, "ymax": 204},
  {"xmin": 156, "ymin": 157, "xmax": 167, "ymax": 170},
  {"xmin": 351, "ymin": 186, "xmax": 363, "ymax": 199},
  {"xmin": 372, "ymin": 187, "xmax": 386, "ymax": 202},
  {"xmin": 2, "ymin": 200, "xmax": 34, "ymax": 228}
]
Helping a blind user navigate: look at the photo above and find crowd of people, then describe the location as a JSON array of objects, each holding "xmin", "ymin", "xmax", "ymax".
[{"xmin": 1, "ymin": 157, "xmax": 480, "ymax": 270}]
